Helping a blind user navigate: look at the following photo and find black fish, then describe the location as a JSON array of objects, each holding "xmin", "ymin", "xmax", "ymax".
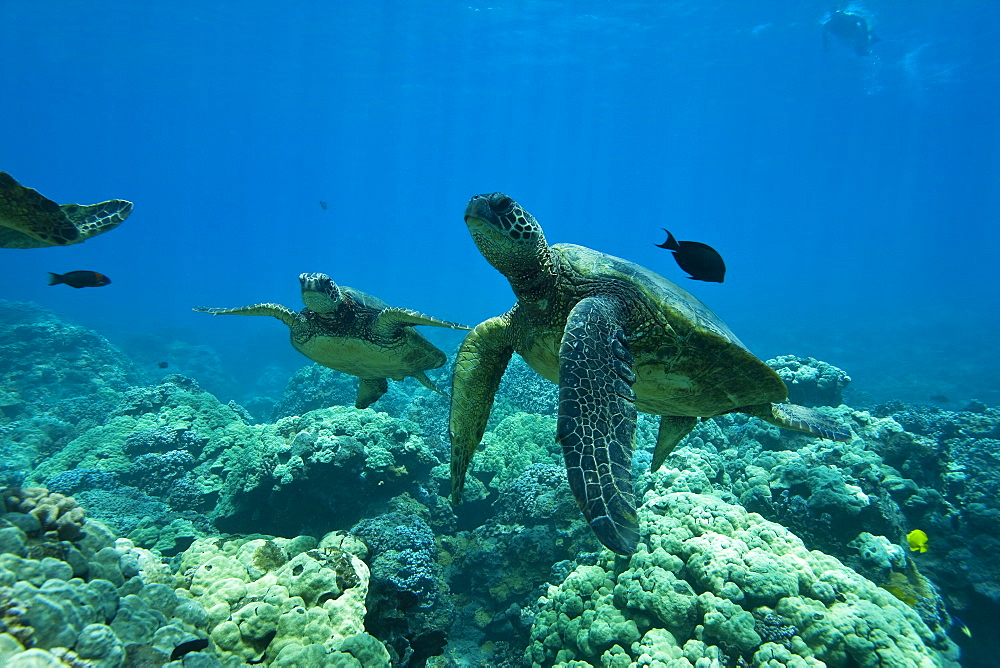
[
  {"xmin": 170, "ymin": 638, "xmax": 210, "ymax": 661},
  {"xmin": 319, "ymin": 200, "xmax": 328, "ymax": 210},
  {"xmin": 655, "ymin": 229, "xmax": 726, "ymax": 283},
  {"xmin": 157, "ymin": 361, "xmax": 169, "ymax": 369},
  {"xmin": 824, "ymin": 10, "xmax": 880, "ymax": 56},
  {"xmin": 929, "ymin": 394, "xmax": 951, "ymax": 403},
  {"xmin": 47, "ymin": 271, "xmax": 111, "ymax": 288}
]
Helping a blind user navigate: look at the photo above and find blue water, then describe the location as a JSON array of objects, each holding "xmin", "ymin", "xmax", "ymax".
[{"xmin": 2, "ymin": 1, "xmax": 998, "ymax": 406}]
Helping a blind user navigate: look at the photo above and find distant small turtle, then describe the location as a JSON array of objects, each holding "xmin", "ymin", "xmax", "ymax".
[
  {"xmin": 450, "ymin": 193, "xmax": 851, "ymax": 555},
  {"xmin": 0, "ymin": 172, "xmax": 132, "ymax": 248},
  {"xmin": 195, "ymin": 273, "xmax": 469, "ymax": 409}
]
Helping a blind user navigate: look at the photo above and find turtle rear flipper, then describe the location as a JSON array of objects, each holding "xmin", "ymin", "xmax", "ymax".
[
  {"xmin": 356, "ymin": 378, "xmax": 389, "ymax": 409},
  {"xmin": 652, "ymin": 416, "xmax": 699, "ymax": 471},
  {"xmin": 752, "ymin": 403, "xmax": 851, "ymax": 441},
  {"xmin": 412, "ymin": 371, "xmax": 444, "ymax": 396},
  {"xmin": 557, "ymin": 295, "xmax": 638, "ymax": 556}
]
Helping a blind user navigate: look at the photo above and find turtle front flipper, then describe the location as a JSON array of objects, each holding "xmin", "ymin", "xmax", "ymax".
[
  {"xmin": 357, "ymin": 378, "xmax": 389, "ymax": 409},
  {"xmin": 557, "ymin": 295, "xmax": 639, "ymax": 556},
  {"xmin": 375, "ymin": 307, "xmax": 471, "ymax": 336},
  {"xmin": 0, "ymin": 171, "xmax": 81, "ymax": 245},
  {"xmin": 193, "ymin": 303, "xmax": 304, "ymax": 329},
  {"xmin": 748, "ymin": 403, "xmax": 852, "ymax": 441},
  {"xmin": 652, "ymin": 416, "xmax": 699, "ymax": 471},
  {"xmin": 60, "ymin": 199, "xmax": 132, "ymax": 242},
  {"xmin": 449, "ymin": 314, "xmax": 515, "ymax": 505}
]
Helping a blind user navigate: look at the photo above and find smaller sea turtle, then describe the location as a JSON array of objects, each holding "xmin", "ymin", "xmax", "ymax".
[
  {"xmin": 0, "ymin": 172, "xmax": 132, "ymax": 248},
  {"xmin": 195, "ymin": 273, "xmax": 469, "ymax": 408}
]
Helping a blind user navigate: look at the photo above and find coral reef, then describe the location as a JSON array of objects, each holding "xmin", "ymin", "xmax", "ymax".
[
  {"xmin": 0, "ymin": 490, "xmax": 210, "ymax": 666},
  {"xmin": 767, "ymin": 355, "xmax": 852, "ymax": 407},
  {"xmin": 175, "ymin": 534, "xmax": 388, "ymax": 665},
  {"xmin": 27, "ymin": 375, "xmax": 242, "ymax": 538},
  {"xmin": 270, "ymin": 365, "xmax": 359, "ymax": 420},
  {"xmin": 457, "ymin": 412, "xmax": 562, "ymax": 508},
  {"xmin": 527, "ymin": 492, "xmax": 958, "ymax": 667},
  {"xmin": 217, "ymin": 406, "xmax": 443, "ymax": 536},
  {"xmin": 270, "ymin": 361, "xmax": 453, "ymax": 424},
  {"xmin": 0, "ymin": 301, "xmax": 140, "ymax": 460},
  {"xmin": 351, "ymin": 512, "xmax": 451, "ymax": 665},
  {"xmin": 0, "ymin": 486, "xmax": 392, "ymax": 666},
  {"xmin": 487, "ymin": 356, "xmax": 560, "ymax": 427},
  {"xmin": 3, "ymin": 300, "xmax": 994, "ymax": 664},
  {"xmin": 26, "ymin": 374, "xmax": 448, "ymax": 544},
  {"xmin": 868, "ymin": 403, "xmax": 1000, "ymax": 613},
  {"xmin": 2, "ymin": 487, "xmax": 87, "ymax": 542}
]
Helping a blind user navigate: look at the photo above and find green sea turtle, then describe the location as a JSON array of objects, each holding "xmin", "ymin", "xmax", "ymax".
[
  {"xmin": 195, "ymin": 272, "xmax": 469, "ymax": 409},
  {"xmin": 450, "ymin": 193, "xmax": 851, "ymax": 555},
  {"xmin": 0, "ymin": 172, "xmax": 132, "ymax": 248}
]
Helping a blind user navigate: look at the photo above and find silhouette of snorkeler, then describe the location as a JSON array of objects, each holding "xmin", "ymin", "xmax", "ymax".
[{"xmin": 824, "ymin": 9, "xmax": 880, "ymax": 56}]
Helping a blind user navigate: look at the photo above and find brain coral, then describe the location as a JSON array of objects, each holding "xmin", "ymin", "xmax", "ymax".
[{"xmin": 527, "ymin": 492, "xmax": 957, "ymax": 668}]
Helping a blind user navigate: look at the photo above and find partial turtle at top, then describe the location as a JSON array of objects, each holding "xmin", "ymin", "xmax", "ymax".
[
  {"xmin": 195, "ymin": 273, "xmax": 469, "ymax": 409},
  {"xmin": 0, "ymin": 171, "xmax": 132, "ymax": 248},
  {"xmin": 450, "ymin": 193, "xmax": 851, "ymax": 555}
]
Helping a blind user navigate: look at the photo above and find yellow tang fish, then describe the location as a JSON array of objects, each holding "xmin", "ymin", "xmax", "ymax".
[{"xmin": 907, "ymin": 529, "xmax": 929, "ymax": 553}]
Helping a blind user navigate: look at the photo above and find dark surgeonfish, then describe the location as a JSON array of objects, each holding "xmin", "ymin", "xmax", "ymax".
[
  {"xmin": 47, "ymin": 270, "xmax": 111, "ymax": 288},
  {"xmin": 171, "ymin": 638, "xmax": 210, "ymax": 661},
  {"xmin": 823, "ymin": 9, "xmax": 880, "ymax": 56},
  {"xmin": 655, "ymin": 229, "xmax": 726, "ymax": 283}
]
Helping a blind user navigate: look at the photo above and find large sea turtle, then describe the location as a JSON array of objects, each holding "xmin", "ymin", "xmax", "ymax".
[
  {"xmin": 195, "ymin": 272, "xmax": 469, "ymax": 409},
  {"xmin": 0, "ymin": 171, "xmax": 132, "ymax": 248},
  {"xmin": 450, "ymin": 193, "xmax": 851, "ymax": 555}
]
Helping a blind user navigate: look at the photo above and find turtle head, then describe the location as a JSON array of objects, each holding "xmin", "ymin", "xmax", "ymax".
[
  {"xmin": 299, "ymin": 273, "xmax": 342, "ymax": 314},
  {"xmin": 465, "ymin": 193, "xmax": 554, "ymax": 289}
]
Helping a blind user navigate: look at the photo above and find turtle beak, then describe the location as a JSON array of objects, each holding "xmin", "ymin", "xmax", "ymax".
[{"xmin": 464, "ymin": 193, "xmax": 494, "ymax": 221}]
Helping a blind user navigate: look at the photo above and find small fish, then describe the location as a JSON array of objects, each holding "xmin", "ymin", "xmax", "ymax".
[
  {"xmin": 170, "ymin": 638, "xmax": 210, "ymax": 661},
  {"xmin": 319, "ymin": 200, "xmax": 328, "ymax": 210},
  {"xmin": 47, "ymin": 271, "xmax": 111, "ymax": 288},
  {"xmin": 906, "ymin": 529, "xmax": 928, "ymax": 553},
  {"xmin": 953, "ymin": 617, "xmax": 972, "ymax": 638},
  {"xmin": 655, "ymin": 229, "xmax": 726, "ymax": 283},
  {"xmin": 157, "ymin": 361, "xmax": 169, "ymax": 369}
]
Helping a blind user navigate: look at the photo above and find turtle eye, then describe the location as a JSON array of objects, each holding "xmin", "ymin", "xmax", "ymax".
[{"xmin": 490, "ymin": 194, "xmax": 514, "ymax": 214}]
